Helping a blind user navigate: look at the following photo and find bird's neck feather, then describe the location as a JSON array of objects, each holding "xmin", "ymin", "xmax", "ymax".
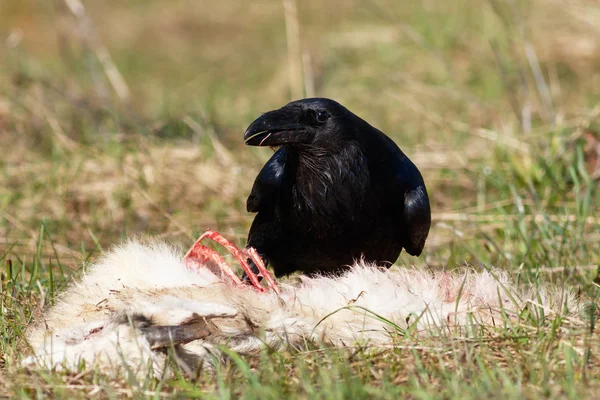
[{"xmin": 286, "ymin": 143, "xmax": 370, "ymax": 227}]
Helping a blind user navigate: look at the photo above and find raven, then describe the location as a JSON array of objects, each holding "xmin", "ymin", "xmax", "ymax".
[{"xmin": 243, "ymin": 98, "xmax": 431, "ymax": 277}]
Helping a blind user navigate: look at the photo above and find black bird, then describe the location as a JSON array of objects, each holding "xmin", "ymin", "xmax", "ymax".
[{"xmin": 243, "ymin": 98, "xmax": 431, "ymax": 278}]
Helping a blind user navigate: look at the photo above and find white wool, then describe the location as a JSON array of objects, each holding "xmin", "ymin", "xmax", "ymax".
[
  {"xmin": 22, "ymin": 320, "xmax": 161, "ymax": 377},
  {"xmin": 23, "ymin": 240, "xmax": 578, "ymax": 376},
  {"xmin": 26, "ymin": 241, "xmax": 220, "ymax": 346}
]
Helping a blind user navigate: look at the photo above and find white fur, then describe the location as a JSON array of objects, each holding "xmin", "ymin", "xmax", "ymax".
[{"xmin": 23, "ymin": 240, "xmax": 578, "ymax": 376}]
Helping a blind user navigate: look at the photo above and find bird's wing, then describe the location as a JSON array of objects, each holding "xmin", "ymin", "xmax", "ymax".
[
  {"xmin": 390, "ymin": 154, "xmax": 431, "ymax": 257},
  {"xmin": 402, "ymin": 184, "xmax": 431, "ymax": 256},
  {"xmin": 246, "ymin": 147, "xmax": 288, "ymax": 213}
]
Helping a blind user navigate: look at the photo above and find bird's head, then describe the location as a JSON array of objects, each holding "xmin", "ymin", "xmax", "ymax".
[{"xmin": 244, "ymin": 98, "xmax": 353, "ymax": 148}]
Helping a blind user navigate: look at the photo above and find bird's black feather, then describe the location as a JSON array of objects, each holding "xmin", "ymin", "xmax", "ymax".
[
  {"xmin": 246, "ymin": 148, "xmax": 288, "ymax": 213},
  {"xmin": 243, "ymin": 98, "xmax": 431, "ymax": 277}
]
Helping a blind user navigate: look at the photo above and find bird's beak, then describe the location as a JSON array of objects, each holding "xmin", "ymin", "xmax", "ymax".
[{"xmin": 244, "ymin": 110, "xmax": 306, "ymax": 146}]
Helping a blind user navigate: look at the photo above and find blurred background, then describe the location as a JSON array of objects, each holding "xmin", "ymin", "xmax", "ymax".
[{"xmin": 0, "ymin": 0, "xmax": 599, "ymax": 276}]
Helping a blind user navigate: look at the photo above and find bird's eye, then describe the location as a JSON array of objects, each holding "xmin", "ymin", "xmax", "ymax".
[{"xmin": 315, "ymin": 110, "xmax": 330, "ymax": 123}]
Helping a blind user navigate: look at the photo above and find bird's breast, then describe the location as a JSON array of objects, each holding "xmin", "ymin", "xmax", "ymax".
[{"xmin": 288, "ymin": 147, "xmax": 373, "ymax": 237}]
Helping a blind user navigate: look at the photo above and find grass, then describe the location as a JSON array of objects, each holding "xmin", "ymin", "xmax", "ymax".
[{"xmin": 1, "ymin": 0, "xmax": 600, "ymax": 397}]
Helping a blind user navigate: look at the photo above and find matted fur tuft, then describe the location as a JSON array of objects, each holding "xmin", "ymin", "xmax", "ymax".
[{"xmin": 22, "ymin": 240, "xmax": 578, "ymax": 377}]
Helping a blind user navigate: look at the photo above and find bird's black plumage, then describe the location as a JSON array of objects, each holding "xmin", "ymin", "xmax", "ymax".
[{"xmin": 243, "ymin": 98, "xmax": 431, "ymax": 277}]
